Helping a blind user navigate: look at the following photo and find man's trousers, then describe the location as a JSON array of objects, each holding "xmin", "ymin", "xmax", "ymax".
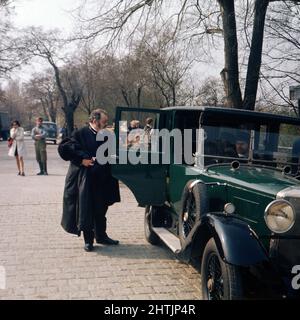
[
  {"xmin": 35, "ymin": 140, "xmax": 47, "ymax": 173},
  {"xmin": 83, "ymin": 200, "xmax": 109, "ymax": 244}
]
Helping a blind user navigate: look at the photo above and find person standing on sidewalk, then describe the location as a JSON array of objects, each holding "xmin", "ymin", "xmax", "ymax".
[
  {"xmin": 31, "ymin": 117, "xmax": 48, "ymax": 175},
  {"xmin": 60, "ymin": 109, "xmax": 120, "ymax": 252},
  {"xmin": 8, "ymin": 120, "xmax": 27, "ymax": 176}
]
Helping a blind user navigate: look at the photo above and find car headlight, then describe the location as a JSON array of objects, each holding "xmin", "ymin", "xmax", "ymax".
[{"xmin": 264, "ymin": 200, "xmax": 296, "ymax": 234}]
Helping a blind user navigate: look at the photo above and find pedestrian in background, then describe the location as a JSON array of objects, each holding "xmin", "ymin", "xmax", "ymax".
[
  {"xmin": 8, "ymin": 120, "xmax": 27, "ymax": 176},
  {"xmin": 31, "ymin": 117, "xmax": 48, "ymax": 175}
]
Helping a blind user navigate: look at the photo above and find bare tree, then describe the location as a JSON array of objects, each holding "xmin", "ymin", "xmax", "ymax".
[
  {"xmin": 1, "ymin": 80, "xmax": 27, "ymax": 122},
  {"xmin": 77, "ymin": 0, "xmax": 300, "ymax": 111},
  {"xmin": 75, "ymin": 50, "xmax": 129, "ymax": 117},
  {"xmin": 76, "ymin": 48, "xmax": 100, "ymax": 115},
  {"xmin": 0, "ymin": 0, "xmax": 10, "ymax": 7},
  {"xmin": 260, "ymin": 1, "xmax": 300, "ymax": 115},
  {"xmin": 0, "ymin": 1, "xmax": 27, "ymax": 76},
  {"xmin": 196, "ymin": 77, "xmax": 226, "ymax": 107},
  {"xmin": 218, "ymin": 0, "xmax": 243, "ymax": 108},
  {"xmin": 22, "ymin": 27, "xmax": 82, "ymax": 136},
  {"xmin": 130, "ymin": 28, "xmax": 194, "ymax": 107},
  {"xmin": 219, "ymin": 0, "xmax": 296, "ymax": 110},
  {"xmin": 107, "ymin": 50, "xmax": 148, "ymax": 108},
  {"xmin": 75, "ymin": 48, "xmax": 166, "ymax": 115},
  {"xmin": 24, "ymin": 71, "xmax": 60, "ymax": 122}
]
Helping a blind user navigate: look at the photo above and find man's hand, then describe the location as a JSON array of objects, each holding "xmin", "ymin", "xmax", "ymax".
[{"xmin": 82, "ymin": 159, "xmax": 94, "ymax": 167}]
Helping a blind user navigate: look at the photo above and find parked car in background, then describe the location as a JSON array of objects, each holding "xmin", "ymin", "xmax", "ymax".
[
  {"xmin": 0, "ymin": 112, "xmax": 10, "ymax": 141},
  {"xmin": 111, "ymin": 106, "xmax": 300, "ymax": 300},
  {"xmin": 43, "ymin": 121, "xmax": 58, "ymax": 144}
]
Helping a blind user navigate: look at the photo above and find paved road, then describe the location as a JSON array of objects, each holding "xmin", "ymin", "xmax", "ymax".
[{"xmin": 0, "ymin": 137, "xmax": 202, "ymax": 300}]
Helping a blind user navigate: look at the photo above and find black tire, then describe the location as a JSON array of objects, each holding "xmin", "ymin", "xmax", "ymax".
[
  {"xmin": 179, "ymin": 181, "xmax": 208, "ymax": 246},
  {"xmin": 201, "ymin": 238, "xmax": 244, "ymax": 300},
  {"xmin": 144, "ymin": 206, "xmax": 160, "ymax": 245}
]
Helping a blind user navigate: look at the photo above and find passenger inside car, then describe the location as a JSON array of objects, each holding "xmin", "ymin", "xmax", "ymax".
[
  {"xmin": 204, "ymin": 127, "xmax": 251, "ymax": 164},
  {"xmin": 235, "ymin": 132, "xmax": 250, "ymax": 159}
]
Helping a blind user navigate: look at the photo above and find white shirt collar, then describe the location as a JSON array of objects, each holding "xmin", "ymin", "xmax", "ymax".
[{"xmin": 89, "ymin": 124, "xmax": 98, "ymax": 135}]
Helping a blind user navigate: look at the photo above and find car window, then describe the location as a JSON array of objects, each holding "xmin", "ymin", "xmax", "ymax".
[
  {"xmin": 201, "ymin": 119, "xmax": 300, "ymax": 171},
  {"xmin": 174, "ymin": 110, "xmax": 202, "ymax": 164},
  {"xmin": 203, "ymin": 125, "xmax": 251, "ymax": 165},
  {"xmin": 43, "ymin": 124, "xmax": 56, "ymax": 130},
  {"xmin": 118, "ymin": 111, "xmax": 159, "ymax": 152}
]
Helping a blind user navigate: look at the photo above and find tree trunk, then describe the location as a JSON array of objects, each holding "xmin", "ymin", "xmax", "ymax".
[
  {"xmin": 65, "ymin": 109, "xmax": 74, "ymax": 137},
  {"xmin": 48, "ymin": 105, "xmax": 57, "ymax": 123},
  {"xmin": 137, "ymin": 86, "xmax": 142, "ymax": 108},
  {"xmin": 48, "ymin": 58, "xmax": 82, "ymax": 135},
  {"xmin": 48, "ymin": 93, "xmax": 57, "ymax": 122},
  {"xmin": 172, "ymin": 86, "xmax": 176, "ymax": 106},
  {"xmin": 218, "ymin": 0, "xmax": 243, "ymax": 108},
  {"xmin": 121, "ymin": 88, "xmax": 131, "ymax": 107},
  {"xmin": 40, "ymin": 99, "xmax": 50, "ymax": 121},
  {"xmin": 243, "ymin": 0, "xmax": 270, "ymax": 110}
]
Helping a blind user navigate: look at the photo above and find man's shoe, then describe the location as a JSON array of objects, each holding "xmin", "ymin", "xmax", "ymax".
[
  {"xmin": 43, "ymin": 172, "xmax": 48, "ymax": 176},
  {"xmin": 84, "ymin": 243, "xmax": 94, "ymax": 252},
  {"xmin": 96, "ymin": 236, "xmax": 119, "ymax": 245},
  {"xmin": 37, "ymin": 172, "xmax": 43, "ymax": 175}
]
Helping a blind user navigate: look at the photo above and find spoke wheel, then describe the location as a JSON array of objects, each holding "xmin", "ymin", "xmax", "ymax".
[
  {"xmin": 201, "ymin": 238, "xmax": 244, "ymax": 300},
  {"xmin": 182, "ymin": 193, "xmax": 197, "ymax": 239},
  {"xmin": 206, "ymin": 253, "xmax": 224, "ymax": 300}
]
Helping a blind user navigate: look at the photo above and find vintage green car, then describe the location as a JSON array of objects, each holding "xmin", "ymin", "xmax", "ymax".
[{"xmin": 111, "ymin": 106, "xmax": 300, "ymax": 300}]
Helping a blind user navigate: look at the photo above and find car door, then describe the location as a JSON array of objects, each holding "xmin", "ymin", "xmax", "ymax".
[{"xmin": 111, "ymin": 106, "xmax": 168, "ymax": 207}]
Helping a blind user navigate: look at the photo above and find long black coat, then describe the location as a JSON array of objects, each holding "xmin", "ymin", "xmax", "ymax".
[{"xmin": 61, "ymin": 126, "xmax": 120, "ymax": 235}]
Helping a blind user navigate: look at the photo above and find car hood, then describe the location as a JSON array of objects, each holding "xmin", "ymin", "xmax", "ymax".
[{"xmin": 206, "ymin": 165, "xmax": 299, "ymax": 197}]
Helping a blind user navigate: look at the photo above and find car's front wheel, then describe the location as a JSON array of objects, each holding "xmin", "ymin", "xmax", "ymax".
[
  {"xmin": 144, "ymin": 206, "xmax": 160, "ymax": 245},
  {"xmin": 201, "ymin": 238, "xmax": 244, "ymax": 300}
]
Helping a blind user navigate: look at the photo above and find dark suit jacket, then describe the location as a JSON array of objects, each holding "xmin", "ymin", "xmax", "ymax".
[{"xmin": 60, "ymin": 126, "xmax": 120, "ymax": 235}]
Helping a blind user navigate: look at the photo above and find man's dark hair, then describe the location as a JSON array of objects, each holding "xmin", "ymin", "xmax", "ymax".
[
  {"xmin": 145, "ymin": 117, "xmax": 153, "ymax": 125},
  {"xmin": 236, "ymin": 131, "xmax": 250, "ymax": 143},
  {"xmin": 89, "ymin": 108, "xmax": 108, "ymax": 122},
  {"xmin": 36, "ymin": 117, "xmax": 43, "ymax": 122}
]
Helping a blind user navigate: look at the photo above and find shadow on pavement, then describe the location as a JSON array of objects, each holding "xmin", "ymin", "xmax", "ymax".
[{"xmin": 93, "ymin": 243, "xmax": 176, "ymax": 260}]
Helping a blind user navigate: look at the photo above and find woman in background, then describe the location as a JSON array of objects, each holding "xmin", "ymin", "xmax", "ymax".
[{"xmin": 8, "ymin": 120, "xmax": 27, "ymax": 176}]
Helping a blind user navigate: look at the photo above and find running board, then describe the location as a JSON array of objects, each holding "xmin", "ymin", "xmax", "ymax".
[{"xmin": 152, "ymin": 227, "xmax": 182, "ymax": 254}]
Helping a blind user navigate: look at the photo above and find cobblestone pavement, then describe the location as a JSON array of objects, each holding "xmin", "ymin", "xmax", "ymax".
[{"xmin": 0, "ymin": 138, "xmax": 202, "ymax": 300}]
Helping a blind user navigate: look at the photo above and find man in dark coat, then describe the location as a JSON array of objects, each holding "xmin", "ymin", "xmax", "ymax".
[{"xmin": 61, "ymin": 109, "xmax": 121, "ymax": 252}]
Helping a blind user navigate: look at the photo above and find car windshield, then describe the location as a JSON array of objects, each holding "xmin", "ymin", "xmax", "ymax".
[
  {"xmin": 202, "ymin": 121, "xmax": 300, "ymax": 173},
  {"xmin": 43, "ymin": 123, "xmax": 56, "ymax": 130}
]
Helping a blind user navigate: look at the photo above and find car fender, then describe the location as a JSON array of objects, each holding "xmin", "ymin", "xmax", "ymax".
[{"xmin": 199, "ymin": 213, "xmax": 269, "ymax": 267}]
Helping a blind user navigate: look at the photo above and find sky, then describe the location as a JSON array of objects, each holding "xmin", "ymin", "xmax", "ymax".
[
  {"xmin": 6, "ymin": 0, "xmax": 80, "ymax": 82},
  {"xmin": 14, "ymin": 0, "xmax": 78, "ymax": 32},
  {"xmin": 7, "ymin": 0, "xmax": 222, "ymax": 85}
]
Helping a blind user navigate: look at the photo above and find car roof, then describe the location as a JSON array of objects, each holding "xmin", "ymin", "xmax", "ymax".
[{"xmin": 162, "ymin": 106, "xmax": 300, "ymax": 124}]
